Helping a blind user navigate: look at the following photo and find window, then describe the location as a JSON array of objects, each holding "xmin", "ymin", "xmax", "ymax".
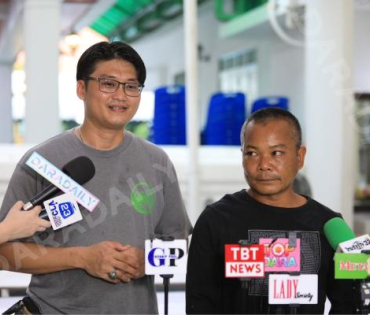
[{"xmin": 218, "ymin": 49, "xmax": 258, "ymax": 103}]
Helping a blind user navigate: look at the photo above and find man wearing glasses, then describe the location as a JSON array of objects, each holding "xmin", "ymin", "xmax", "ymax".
[{"xmin": 0, "ymin": 41, "xmax": 192, "ymax": 314}]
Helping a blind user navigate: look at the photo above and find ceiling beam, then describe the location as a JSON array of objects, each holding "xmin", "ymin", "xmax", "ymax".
[{"xmin": 74, "ymin": 0, "xmax": 116, "ymax": 31}]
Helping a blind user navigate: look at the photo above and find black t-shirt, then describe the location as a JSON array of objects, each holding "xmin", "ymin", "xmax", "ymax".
[{"xmin": 186, "ymin": 190, "xmax": 357, "ymax": 314}]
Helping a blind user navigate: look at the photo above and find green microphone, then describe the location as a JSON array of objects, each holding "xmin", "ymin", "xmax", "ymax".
[{"xmin": 323, "ymin": 217, "xmax": 356, "ymax": 251}]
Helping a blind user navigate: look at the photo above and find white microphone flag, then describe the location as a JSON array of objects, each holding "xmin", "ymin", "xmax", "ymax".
[{"xmin": 145, "ymin": 239, "xmax": 187, "ymax": 275}]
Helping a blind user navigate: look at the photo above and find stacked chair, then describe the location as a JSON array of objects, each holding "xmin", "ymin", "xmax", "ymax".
[
  {"xmin": 251, "ymin": 96, "xmax": 289, "ymax": 113},
  {"xmin": 152, "ymin": 85, "xmax": 186, "ymax": 145},
  {"xmin": 202, "ymin": 92, "xmax": 246, "ymax": 145}
]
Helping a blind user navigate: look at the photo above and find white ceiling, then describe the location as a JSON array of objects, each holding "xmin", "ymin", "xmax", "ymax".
[
  {"xmin": 0, "ymin": 0, "xmax": 115, "ymax": 63},
  {"xmin": 0, "ymin": 0, "xmax": 369, "ymax": 64}
]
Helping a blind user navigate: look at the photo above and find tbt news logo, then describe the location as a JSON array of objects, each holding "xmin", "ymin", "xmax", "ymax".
[
  {"xmin": 145, "ymin": 239, "xmax": 187, "ymax": 275},
  {"xmin": 225, "ymin": 244, "xmax": 265, "ymax": 278},
  {"xmin": 44, "ymin": 194, "xmax": 83, "ymax": 230}
]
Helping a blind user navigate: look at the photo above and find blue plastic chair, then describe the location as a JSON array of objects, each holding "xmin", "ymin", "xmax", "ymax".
[
  {"xmin": 203, "ymin": 92, "xmax": 246, "ymax": 145},
  {"xmin": 152, "ymin": 85, "xmax": 186, "ymax": 145}
]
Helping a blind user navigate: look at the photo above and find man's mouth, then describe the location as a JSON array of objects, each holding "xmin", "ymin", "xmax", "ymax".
[{"xmin": 109, "ymin": 105, "xmax": 127, "ymax": 111}]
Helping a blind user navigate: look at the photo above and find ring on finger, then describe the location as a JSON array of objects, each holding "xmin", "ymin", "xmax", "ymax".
[{"xmin": 108, "ymin": 270, "xmax": 118, "ymax": 280}]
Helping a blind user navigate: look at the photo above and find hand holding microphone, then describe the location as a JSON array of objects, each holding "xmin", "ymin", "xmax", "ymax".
[
  {"xmin": 23, "ymin": 155, "xmax": 96, "ymax": 226},
  {"xmin": 0, "ymin": 201, "xmax": 51, "ymax": 243},
  {"xmin": 1, "ymin": 155, "xmax": 145, "ymax": 285},
  {"xmin": 23, "ymin": 156, "xmax": 95, "ymax": 211}
]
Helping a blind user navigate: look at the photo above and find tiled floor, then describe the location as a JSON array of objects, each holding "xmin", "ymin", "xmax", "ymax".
[
  {"xmin": 0, "ymin": 272, "xmax": 187, "ymax": 313},
  {"xmin": 0, "ymin": 291, "xmax": 186, "ymax": 314},
  {"xmin": 0, "ymin": 291, "xmax": 332, "ymax": 314}
]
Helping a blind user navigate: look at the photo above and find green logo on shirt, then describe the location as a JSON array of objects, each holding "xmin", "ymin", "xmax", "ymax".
[{"xmin": 130, "ymin": 182, "xmax": 156, "ymax": 214}]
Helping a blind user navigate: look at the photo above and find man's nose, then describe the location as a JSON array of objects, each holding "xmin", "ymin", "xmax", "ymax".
[{"xmin": 112, "ymin": 84, "xmax": 127, "ymax": 99}]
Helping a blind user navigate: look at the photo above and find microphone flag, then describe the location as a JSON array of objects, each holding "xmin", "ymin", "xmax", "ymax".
[
  {"xmin": 268, "ymin": 274, "xmax": 318, "ymax": 305},
  {"xmin": 334, "ymin": 253, "xmax": 370, "ymax": 279},
  {"xmin": 259, "ymin": 238, "xmax": 301, "ymax": 272},
  {"xmin": 26, "ymin": 152, "xmax": 99, "ymax": 211},
  {"xmin": 43, "ymin": 193, "xmax": 83, "ymax": 230},
  {"xmin": 338, "ymin": 235, "xmax": 370, "ymax": 253},
  {"xmin": 145, "ymin": 239, "xmax": 187, "ymax": 275},
  {"xmin": 225, "ymin": 244, "xmax": 265, "ymax": 278}
]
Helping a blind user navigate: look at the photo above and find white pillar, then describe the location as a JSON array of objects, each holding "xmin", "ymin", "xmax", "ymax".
[
  {"xmin": 0, "ymin": 62, "xmax": 13, "ymax": 143},
  {"xmin": 305, "ymin": 0, "xmax": 354, "ymax": 226},
  {"xmin": 184, "ymin": 0, "xmax": 200, "ymax": 225},
  {"xmin": 24, "ymin": 0, "xmax": 62, "ymax": 143}
]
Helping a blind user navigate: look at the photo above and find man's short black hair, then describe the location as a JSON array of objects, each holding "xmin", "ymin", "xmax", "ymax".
[
  {"xmin": 240, "ymin": 107, "xmax": 302, "ymax": 148},
  {"xmin": 76, "ymin": 41, "xmax": 146, "ymax": 85}
]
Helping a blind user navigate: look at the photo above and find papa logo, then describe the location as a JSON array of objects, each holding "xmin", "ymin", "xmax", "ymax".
[
  {"xmin": 130, "ymin": 182, "xmax": 156, "ymax": 215},
  {"xmin": 47, "ymin": 200, "xmax": 75, "ymax": 227},
  {"xmin": 148, "ymin": 247, "xmax": 185, "ymax": 267}
]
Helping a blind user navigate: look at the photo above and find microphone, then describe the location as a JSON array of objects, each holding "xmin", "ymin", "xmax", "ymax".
[
  {"xmin": 323, "ymin": 217, "xmax": 356, "ymax": 252},
  {"xmin": 325, "ymin": 218, "xmax": 370, "ymax": 313},
  {"xmin": 145, "ymin": 238, "xmax": 188, "ymax": 275},
  {"xmin": 323, "ymin": 217, "xmax": 370, "ymax": 253},
  {"xmin": 39, "ymin": 209, "xmax": 50, "ymax": 220},
  {"xmin": 23, "ymin": 156, "xmax": 95, "ymax": 211},
  {"xmin": 145, "ymin": 238, "xmax": 188, "ymax": 315}
]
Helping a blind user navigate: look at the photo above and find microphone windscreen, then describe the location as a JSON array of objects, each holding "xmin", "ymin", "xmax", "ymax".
[
  {"xmin": 323, "ymin": 217, "xmax": 356, "ymax": 250},
  {"xmin": 62, "ymin": 156, "xmax": 95, "ymax": 185}
]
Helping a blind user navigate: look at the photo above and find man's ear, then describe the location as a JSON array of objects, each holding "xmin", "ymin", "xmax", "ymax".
[
  {"xmin": 76, "ymin": 80, "xmax": 86, "ymax": 100},
  {"xmin": 297, "ymin": 145, "xmax": 307, "ymax": 170}
]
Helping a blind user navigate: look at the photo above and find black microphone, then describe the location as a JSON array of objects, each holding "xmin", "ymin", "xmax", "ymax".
[
  {"xmin": 39, "ymin": 209, "xmax": 50, "ymax": 220},
  {"xmin": 23, "ymin": 156, "xmax": 95, "ymax": 211}
]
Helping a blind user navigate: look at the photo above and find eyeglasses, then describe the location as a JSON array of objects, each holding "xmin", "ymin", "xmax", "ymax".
[{"xmin": 84, "ymin": 77, "xmax": 144, "ymax": 97}]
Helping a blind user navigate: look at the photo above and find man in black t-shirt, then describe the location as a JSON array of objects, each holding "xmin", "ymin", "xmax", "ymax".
[{"xmin": 186, "ymin": 108, "xmax": 356, "ymax": 314}]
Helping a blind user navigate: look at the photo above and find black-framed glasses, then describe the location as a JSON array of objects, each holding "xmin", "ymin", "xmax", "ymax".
[{"xmin": 84, "ymin": 77, "xmax": 144, "ymax": 97}]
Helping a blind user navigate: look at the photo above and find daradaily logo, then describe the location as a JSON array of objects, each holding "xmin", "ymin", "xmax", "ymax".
[{"xmin": 26, "ymin": 152, "xmax": 99, "ymax": 211}]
